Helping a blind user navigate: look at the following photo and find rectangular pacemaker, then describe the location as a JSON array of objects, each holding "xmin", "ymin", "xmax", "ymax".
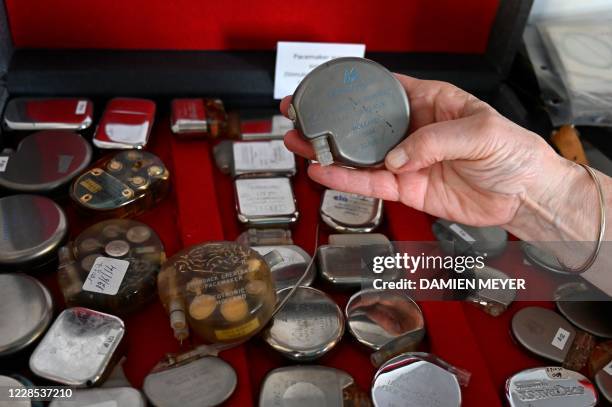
[{"xmin": 234, "ymin": 176, "xmax": 298, "ymax": 227}]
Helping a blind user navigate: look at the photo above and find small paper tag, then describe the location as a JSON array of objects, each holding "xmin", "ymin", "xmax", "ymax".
[
  {"xmin": 82, "ymin": 257, "xmax": 130, "ymax": 295},
  {"xmin": 0, "ymin": 156, "xmax": 8, "ymax": 172},
  {"xmin": 545, "ymin": 366, "xmax": 569, "ymax": 379},
  {"xmin": 552, "ymin": 327, "xmax": 571, "ymax": 350},
  {"xmin": 273, "ymin": 41, "xmax": 366, "ymax": 99},
  {"xmin": 449, "ymin": 224, "xmax": 476, "ymax": 243},
  {"xmin": 75, "ymin": 100, "xmax": 88, "ymax": 115},
  {"xmin": 604, "ymin": 360, "xmax": 612, "ymax": 376},
  {"xmin": 233, "ymin": 140, "xmax": 295, "ymax": 173}
]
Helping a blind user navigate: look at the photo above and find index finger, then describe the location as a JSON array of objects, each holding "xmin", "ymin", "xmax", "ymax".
[{"xmin": 280, "ymin": 96, "xmax": 292, "ymax": 118}]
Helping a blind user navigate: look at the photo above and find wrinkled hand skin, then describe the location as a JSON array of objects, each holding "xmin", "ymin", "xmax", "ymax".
[{"xmin": 281, "ymin": 74, "xmax": 577, "ymax": 231}]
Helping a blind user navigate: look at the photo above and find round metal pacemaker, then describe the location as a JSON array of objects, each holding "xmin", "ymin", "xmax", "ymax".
[
  {"xmin": 506, "ymin": 367, "xmax": 598, "ymax": 407},
  {"xmin": 320, "ymin": 189, "xmax": 383, "ymax": 233},
  {"xmin": 556, "ymin": 300, "xmax": 612, "ymax": 338},
  {"xmin": 0, "ymin": 275, "xmax": 53, "ymax": 356},
  {"xmin": 290, "ymin": 57, "xmax": 410, "ymax": 167},
  {"xmin": 0, "ymin": 195, "xmax": 68, "ymax": 269},
  {"xmin": 143, "ymin": 356, "xmax": 237, "ymax": 407},
  {"xmin": 511, "ymin": 307, "xmax": 576, "ymax": 363},
  {"xmin": 251, "ymin": 245, "xmax": 315, "ymax": 291},
  {"xmin": 372, "ymin": 355, "xmax": 461, "ymax": 407},
  {"xmin": 0, "ymin": 375, "xmax": 31, "ymax": 407},
  {"xmin": 521, "ymin": 243, "xmax": 569, "ymax": 274},
  {"xmin": 346, "ymin": 288, "xmax": 424, "ymax": 350},
  {"xmin": 263, "ymin": 286, "xmax": 344, "ymax": 360},
  {"xmin": 0, "ymin": 131, "xmax": 92, "ymax": 193},
  {"xmin": 259, "ymin": 366, "xmax": 355, "ymax": 407},
  {"xmin": 432, "ymin": 220, "xmax": 507, "ymax": 257}
]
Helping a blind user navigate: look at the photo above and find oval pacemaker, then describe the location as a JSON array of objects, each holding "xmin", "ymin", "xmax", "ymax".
[
  {"xmin": 291, "ymin": 57, "xmax": 410, "ymax": 167},
  {"xmin": 0, "ymin": 131, "xmax": 92, "ymax": 193},
  {"xmin": 0, "ymin": 194, "xmax": 68, "ymax": 269},
  {"xmin": 511, "ymin": 307, "xmax": 576, "ymax": 363},
  {"xmin": 143, "ymin": 356, "xmax": 237, "ymax": 407},
  {"xmin": 556, "ymin": 300, "xmax": 612, "ymax": 339},
  {"xmin": 0, "ymin": 274, "xmax": 53, "ymax": 356}
]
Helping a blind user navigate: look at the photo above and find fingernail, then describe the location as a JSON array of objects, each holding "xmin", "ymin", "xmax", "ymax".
[{"xmin": 387, "ymin": 148, "xmax": 409, "ymax": 168}]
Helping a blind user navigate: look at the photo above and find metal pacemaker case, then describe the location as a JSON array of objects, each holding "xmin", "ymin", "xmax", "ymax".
[
  {"xmin": 170, "ymin": 98, "xmax": 228, "ymax": 138},
  {"xmin": 70, "ymin": 150, "xmax": 170, "ymax": 218},
  {"xmin": 57, "ymin": 219, "xmax": 166, "ymax": 315},
  {"xmin": 157, "ymin": 242, "xmax": 280, "ymax": 343},
  {"xmin": 143, "ymin": 355, "xmax": 237, "ymax": 407},
  {"xmin": 93, "ymin": 98, "xmax": 156, "ymax": 149},
  {"xmin": 251, "ymin": 245, "xmax": 314, "ymax": 291},
  {"xmin": 346, "ymin": 289, "xmax": 425, "ymax": 362},
  {"xmin": 0, "ymin": 194, "xmax": 68, "ymax": 270},
  {"xmin": 556, "ymin": 300, "xmax": 612, "ymax": 339},
  {"xmin": 49, "ymin": 387, "xmax": 146, "ymax": 407},
  {"xmin": 511, "ymin": 306, "xmax": 596, "ymax": 371},
  {"xmin": 432, "ymin": 219, "xmax": 508, "ymax": 258},
  {"xmin": 0, "ymin": 376, "xmax": 32, "ymax": 407},
  {"xmin": 463, "ymin": 266, "xmax": 516, "ymax": 316},
  {"xmin": 318, "ymin": 233, "xmax": 396, "ymax": 288},
  {"xmin": 263, "ymin": 286, "xmax": 344, "ymax": 361},
  {"xmin": 214, "ymin": 140, "xmax": 296, "ymax": 177},
  {"xmin": 259, "ymin": 366, "xmax": 364, "ymax": 407},
  {"xmin": 0, "ymin": 274, "xmax": 53, "ymax": 356},
  {"xmin": 236, "ymin": 228, "xmax": 293, "ymax": 246},
  {"xmin": 29, "ymin": 307, "xmax": 125, "ymax": 387},
  {"xmin": 238, "ymin": 112, "xmax": 293, "ymax": 141},
  {"xmin": 289, "ymin": 57, "xmax": 410, "ymax": 167},
  {"xmin": 3, "ymin": 97, "xmax": 93, "ymax": 131},
  {"xmin": 505, "ymin": 367, "xmax": 598, "ymax": 407},
  {"xmin": 0, "ymin": 131, "xmax": 92, "ymax": 193},
  {"xmin": 234, "ymin": 176, "xmax": 298, "ymax": 227},
  {"xmin": 371, "ymin": 353, "xmax": 462, "ymax": 407},
  {"xmin": 320, "ymin": 189, "xmax": 383, "ymax": 233}
]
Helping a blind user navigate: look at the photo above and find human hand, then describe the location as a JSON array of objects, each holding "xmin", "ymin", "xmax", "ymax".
[{"xmin": 281, "ymin": 74, "xmax": 574, "ymax": 228}]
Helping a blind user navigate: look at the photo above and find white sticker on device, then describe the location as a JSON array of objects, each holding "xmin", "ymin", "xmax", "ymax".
[
  {"xmin": 551, "ymin": 327, "xmax": 571, "ymax": 351},
  {"xmin": 449, "ymin": 224, "xmax": 476, "ymax": 243},
  {"xmin": 604, "ymin": 360, "xmax": 612, "ymax": 376},
  {"xmin": 76, "ymin": 100, "xmax": 88, "ymax": 115},
  {"xmin": 82, "ymin": 256, "xmax": 130, "ymax": 295},
  {"xmin": 0, "ymin": 156, "xmax": 8, "ymax": 172}
]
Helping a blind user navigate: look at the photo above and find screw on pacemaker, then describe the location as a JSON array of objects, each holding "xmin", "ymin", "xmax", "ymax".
[{"xmin": 311, "ymin": 137, "xmax": 334, "ymax": 166}]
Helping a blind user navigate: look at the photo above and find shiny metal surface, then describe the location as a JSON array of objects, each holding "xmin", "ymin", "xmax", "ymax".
[
  {"xmin": 143, "ymin": 356, "xmax": 236, "ymax": 407},
  {"xmin": 263, "ymin": 287, "xmax": 344, "ymax": 360},
  {"xmin": 346, "ymin": 288, "xmax": 424, "ymax": 351},
  {"xmin": 0, "ymin": 376, "xmax": 31, "ymax": 407},
  {"xmin": 259, "ymin": 366, "xmax": 354, "ymax": 407},
  {"xmin": 521, "ymin": 243, "xmax": 569, "ymax": 274},
  {"xmin": 3, "ymin": 97, "xmax": 93, "ymax": 131},
  {"xmin": 506, "ymin": 367, "xmax": 598, "ymax": 407},
  {"xmin": 50, "ymin": 387, "xmax": 145, "ymax": 407},
  {"xmin": 291, "ymin": 57, "xmax": 410, "ymax": 167},
  {"xmin": 467, "ymin": 266, "xmax": 516, "ymax": 316},
  {"xmin": 372, "ymin": 356, "xmax": 461, "ymax": 407},
  {"xmin": 595, "ymin": 363, "xmax": 612, "ymax": 403},
  {"xmin": 235, "ymin": 177, "xmax": 299, "ymax": 227},
  {"xmin": 0, "ymin": 274, "xmax": 53, "ymax": 356},
  {"xmin": 252, "ymin": 245, "xmax": 314, "ymax": 291},
  {"xmin": 511, "ymin": 307, "xmax": 575, "ymax": 363},
  {"xmin": 29, "ymin": 307, "xmax": 125, "ymax": 387},
  {"xmin": 556, "ymin": 300, "xmax": 612, "ymax": 338},
  {"xmin": 433, "ymin": 219, "xmax": 507, "ymax": 257},
  {"xmin": 320, "ymin": 189, "xmax": 383, "ymax": 233},
  {"xmin": 94, "ymin": 98, "xmax": 156, "ymax": 149},
  {"xmin": 0, "ymin": 195, "xmax": 67, "ymax": 268},
  {"xmin": 0, "ymin": 131, "xmax": 92, "ymax": 192}
]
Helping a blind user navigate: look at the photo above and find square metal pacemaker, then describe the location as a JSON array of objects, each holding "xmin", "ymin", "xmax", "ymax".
[{"xmin": 29, "ymin": 307, "xmax": 125, "ymax": 387}]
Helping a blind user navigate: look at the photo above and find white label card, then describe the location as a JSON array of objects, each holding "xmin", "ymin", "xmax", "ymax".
[
  {"xmin": 236, "ymin": 178, "xmax": 296, "ymax": 216},
  {"xmin": 604, "ymin": 360, "xmax": 612, "ymax": 376},
  {"xmin": 233, "ymin": 140, "xmax": 295, "ymax": 173},
  {"xmin": 273, "ymin": 41, "xmax": 366, "ymax": 99},
  {"xmin": 82, "ymin": 257, "xmax": 130, "ymax": 295},
  {"xmin": 0, "ymin": 156, "xmax": 8, "ymax": 172},
  {"xmin": 76, "ymin": 100, "xmax": 88, "ymax": 115},
  {"xmin": 551, "ymin": 327, "xmax": 571, "ymax": 350},
  {"xmin": 449, "ymin": 224, "xmax": 476, "ymax": 243}
]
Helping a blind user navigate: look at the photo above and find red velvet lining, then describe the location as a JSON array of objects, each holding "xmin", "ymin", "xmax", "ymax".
[{"xmin": 6, "ymin": 0, "xmax": 498, "ymax": 53}]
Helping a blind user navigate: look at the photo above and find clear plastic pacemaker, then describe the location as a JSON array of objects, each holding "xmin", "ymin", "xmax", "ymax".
[
  {"xmin": 58, "ymin": 219, "xmax": 165, "ymax": 315},
  {"xmin": 70, "ymin": 150, "xmax": 170, "ymax": 218},
  {"xmin": 158, "ymin": 242, "xmax": 278, "ymax": 344}
]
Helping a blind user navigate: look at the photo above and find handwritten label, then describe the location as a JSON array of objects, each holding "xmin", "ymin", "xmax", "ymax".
[
  {"xmin": 82, "ymin": 257, "xmax": 129, "ymax": 295},
  {"xmin": 551, "ymin": 327, "xmax": 571, "ymax": 350},
  {"xmin": 0, "ymin": 156, "xmax": 8, "ymax": 172},
  {"xmin": 75, "ymin": 100, "xmax": 88, "ymax": 115},
  {"xmin": 449, "ymin": 223, "xmax": 476, "ymax": 243},
  {"xmin": 273, "ymin": 41, "xmax": 366, "ymax": 99}
]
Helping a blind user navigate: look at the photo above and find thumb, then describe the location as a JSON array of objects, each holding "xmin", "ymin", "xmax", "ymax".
[{"xmin": 384, "ymin": 112, "xmax": 500, "ymax": 173}]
